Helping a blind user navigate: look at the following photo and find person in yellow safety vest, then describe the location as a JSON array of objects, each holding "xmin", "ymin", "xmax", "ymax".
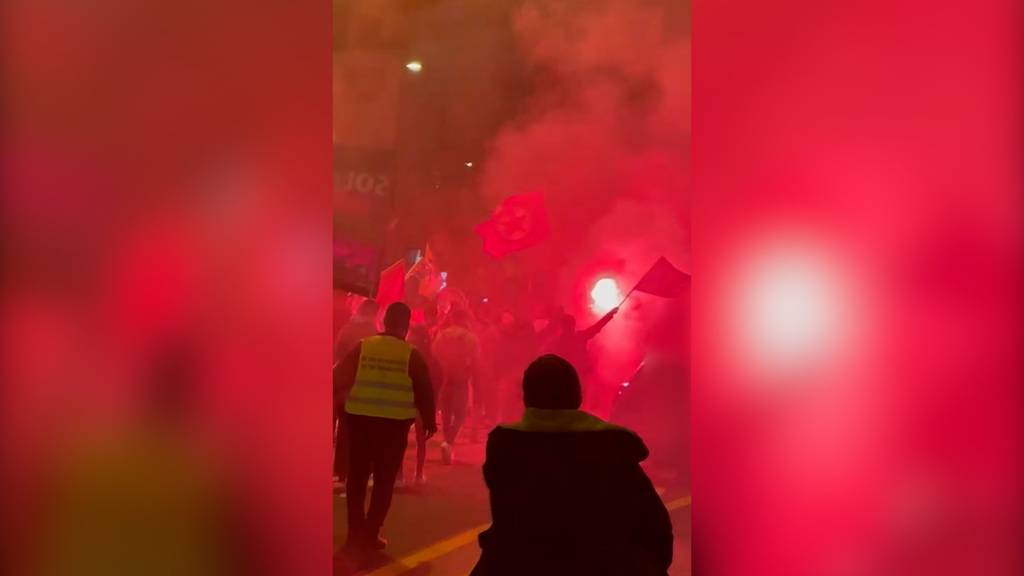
[
  {"xmin": 334, "ymin": 298, "xmax": 380, "ymax": 492},
  {"xmin": 335, "ymin": 302, "xmax": 438, "ymax": 551}
]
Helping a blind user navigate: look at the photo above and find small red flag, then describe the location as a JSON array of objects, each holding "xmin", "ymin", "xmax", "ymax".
[
  {"xmin": 375, "ymin": 259, "xmax": 406, "ymax": 308},
  {"xmin": 474, "ymin": 191, "xmax": 550, "ymax": 259},
  {"xmin": 405, "ymin": 244, "xmax": 441, "ymax": 297},
  {"xmin": 632, "ymin": 257, "xmax": 690, "ymax": 298}
]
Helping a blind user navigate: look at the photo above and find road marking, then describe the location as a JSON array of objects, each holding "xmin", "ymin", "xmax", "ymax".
[
  {"xmin": 366, "ymin": 494, "xmax": 691, "ymax": 576},
  {"xmin": 666, "ymin": 495, "xmax": 692, "ymax": 510},
  {"xmin": 365, "ymin": 524, "xmax": 489, "ymax": 576}
]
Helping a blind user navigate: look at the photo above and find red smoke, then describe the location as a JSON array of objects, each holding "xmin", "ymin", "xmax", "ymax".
[{"xmin": 479, "ymin": 0, "xmax": 691, "ymax": 398}]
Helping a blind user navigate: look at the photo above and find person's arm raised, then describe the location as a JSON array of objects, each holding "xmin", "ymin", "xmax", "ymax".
[{"xmin": 581, "ymin": 307, "xmax": 619, "ymax": 341}]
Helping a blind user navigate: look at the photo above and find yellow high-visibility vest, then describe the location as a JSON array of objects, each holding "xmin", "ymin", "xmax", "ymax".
[{"xmin": 345, "ymin": 335, "xmax": 417, "ymax": 420}]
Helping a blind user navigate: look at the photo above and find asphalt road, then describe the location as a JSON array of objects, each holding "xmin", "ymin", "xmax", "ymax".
[{"xmin": 333, "ymin": 431, "xmax": 691, "ymax": 576}]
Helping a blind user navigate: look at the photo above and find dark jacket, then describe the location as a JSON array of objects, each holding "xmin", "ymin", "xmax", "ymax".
[
  {"xmin": 472, "ymin": 409, "xmax": 673, "ymax": 576},
  {"xmin": 547, "ymin": 310, "xmax": 615, "ymax": 375}
]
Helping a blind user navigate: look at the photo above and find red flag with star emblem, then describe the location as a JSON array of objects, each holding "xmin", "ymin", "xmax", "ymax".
[{"xmin": 474, "ymin": 191, "xmax": 550, "ymax": 258}]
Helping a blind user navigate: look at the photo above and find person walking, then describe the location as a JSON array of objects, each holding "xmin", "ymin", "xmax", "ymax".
[
  {"xmin": 333, "ymin": 299, "xmax": 380, "ymax": 492},
  {"xmin": 471, "ymin": 354, "xmax": 673, "ymax": 575},
  {"xmin": 431, "ymin": 307, "xmax": 480, "ymax": 464},
  {"xmin": 335, "ymin": 299, "xmax": 380, "ymax": 361},
  {"xmin": 402, "ymin": 323, "xmax": 441, "ymax": 486},
  {"xmin": 335, "ymin": 302, "xmax": 437, "ymax": 550}
]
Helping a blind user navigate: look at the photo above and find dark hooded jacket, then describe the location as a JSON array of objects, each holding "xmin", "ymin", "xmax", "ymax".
[{"xmin": 471, "ymin": 409, "xmax": 673, "ymax": 576}]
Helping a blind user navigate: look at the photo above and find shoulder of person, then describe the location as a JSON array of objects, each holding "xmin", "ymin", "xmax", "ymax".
[
  {"xmin": 596, "ymin": 427, "xmax": 650, "ymax": 463},
  {"xmin": 492, "ymin": 420, "xmax": 650, "ymax": 463},
  {"xmin": 486, "ymin": 425, "xmax": 515, "ymax": 445}
]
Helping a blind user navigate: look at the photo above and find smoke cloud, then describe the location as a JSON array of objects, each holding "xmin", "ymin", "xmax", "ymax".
[{"xmin": 479, "ymin": 0, "xmax": 691, "ymax": 394}]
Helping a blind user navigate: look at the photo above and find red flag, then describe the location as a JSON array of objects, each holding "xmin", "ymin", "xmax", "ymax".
[
  {"xmin": 474, "ymin": 191, "xmax": 550, "ymax": 258},
  {"xmin": 375, "ymin": 259, "xmax": 405, "ymax": 308},
  {"xmin": 405, "ymin": 244, "xmax": 432, "ymax": 281},
  {"xmin": 405, "ymin": 244, "xmax": 441, "ymax": 297},
  {"xmin": 632, "ymin": 257, "xmax": 690, "ymax": 298}
]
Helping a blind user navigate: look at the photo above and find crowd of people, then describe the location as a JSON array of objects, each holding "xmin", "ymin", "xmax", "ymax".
[
  {"xmin": 332, "ymin": 292, "xmax": 678, "ymax": 575},
  {"xmin": 333, "ymin": 293, "xmax": 620, "ymax": 488}
]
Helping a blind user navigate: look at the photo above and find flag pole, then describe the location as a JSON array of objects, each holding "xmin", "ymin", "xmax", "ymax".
[
  {"xmin": 617, "ymin": 256, "xmax": 657, "ymax": 308},
  {"xmin": 618, "ymin": 284, "xmax": 639, "ymax": 308}
]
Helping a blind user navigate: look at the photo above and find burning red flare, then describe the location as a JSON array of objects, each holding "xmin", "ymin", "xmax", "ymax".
[{"xmin": 590, "ymin": 277, "xmax": 622, "ymax": 314}]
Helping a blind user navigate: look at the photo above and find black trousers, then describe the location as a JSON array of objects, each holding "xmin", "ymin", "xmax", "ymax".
[
  {"xmin": 334, "ymin": 412, "xmax": 349, "ymax": 481},
  {"xmin": 440, "ymin": 379, "xmax": 469, "ymax": 444},
  {"xmin": 345, "ymin": 413, "xmax": 413, "ymax": 538}
]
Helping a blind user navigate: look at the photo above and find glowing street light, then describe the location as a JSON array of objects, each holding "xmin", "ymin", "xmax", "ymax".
[{"xmin": 405, "ymin": 60, "xmax": 423, "ymax": 73}]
